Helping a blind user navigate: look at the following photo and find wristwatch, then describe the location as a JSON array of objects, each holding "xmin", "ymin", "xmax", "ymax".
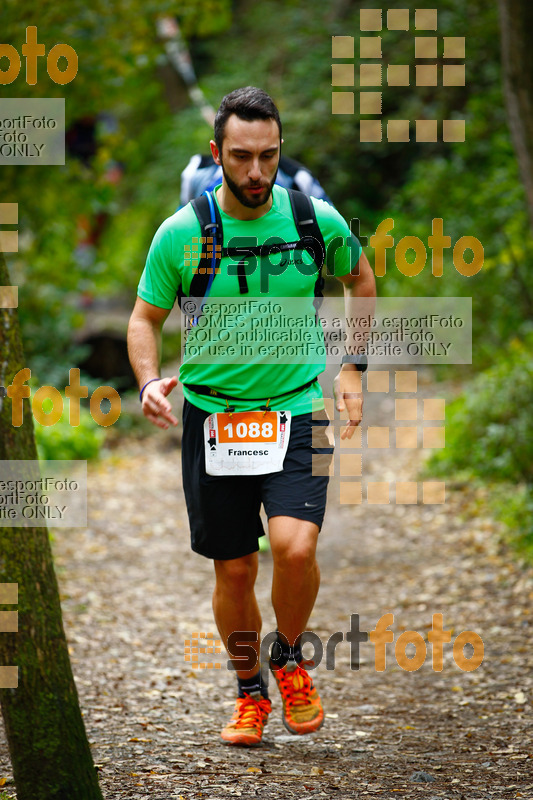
[{"xmin": 341, "ymin": 353, "xmax": 368, "ymax": 372}]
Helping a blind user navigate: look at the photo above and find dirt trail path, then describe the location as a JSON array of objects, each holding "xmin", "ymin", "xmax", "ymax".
[{"xmin": 1, "ymin": 376, "xmax": 531, "ymax": 799}]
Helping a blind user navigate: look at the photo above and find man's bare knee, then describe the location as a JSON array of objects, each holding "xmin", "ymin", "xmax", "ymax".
[
  {"xmin": 269, "ymin": 519, "xmax": 319, "ymax": 575},
  {"xmin": 214, "ymin": 553, "xmax": 258, "ymax": 594},
  {"xmin": 273, "ymin": 545, "xmax": 317, "ymax": 575}
]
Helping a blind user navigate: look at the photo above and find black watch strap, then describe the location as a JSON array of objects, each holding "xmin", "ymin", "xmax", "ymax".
[{"xmin": 341, "ymin": 353, "xmax": 368, "ymax": 372}]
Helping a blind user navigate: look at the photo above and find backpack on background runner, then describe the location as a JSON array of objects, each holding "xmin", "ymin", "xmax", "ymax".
[{"xmin": 179, "ymin": 153, "xmax": 332, "ymax": 209}]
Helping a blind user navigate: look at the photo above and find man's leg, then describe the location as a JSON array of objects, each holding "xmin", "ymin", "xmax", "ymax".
[
  {"xmin": 213, "ymin": 553, "xmax": 272, "ymax": 746},
  {"xmin": 212, "ymin": 552, "xmax": 262, "ymax": 680},
  {"xmin": 268, "ymin": 515, "xmax": 324, "ymax": 735},
  {"xmin": 269, "ymin": 516, "xmax": 320, "ymax": 647}
]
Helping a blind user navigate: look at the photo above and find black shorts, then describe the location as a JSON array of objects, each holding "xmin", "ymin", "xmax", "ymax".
[{"xmin": 181, "ymin": 399, "xmax": 333, "ymax": 560}]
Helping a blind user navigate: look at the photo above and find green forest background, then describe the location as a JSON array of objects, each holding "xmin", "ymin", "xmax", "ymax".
[{"xmin": 1, "ymin": 0, "xmax": 532, "ymax": 554}]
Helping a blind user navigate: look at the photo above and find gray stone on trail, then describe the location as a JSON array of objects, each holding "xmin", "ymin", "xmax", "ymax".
[
  {"xmin": 356, "ymin": 704, "xmax": 376, "ymax": 714},
  {"xmin": 410, "ymin": 770, "xmax": 437, "ymax": 783}
]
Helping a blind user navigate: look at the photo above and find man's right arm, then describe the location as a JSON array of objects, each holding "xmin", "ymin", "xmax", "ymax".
[{"xmin": 127, "ymin": 297, "xmax": 178, "ymax": 429}]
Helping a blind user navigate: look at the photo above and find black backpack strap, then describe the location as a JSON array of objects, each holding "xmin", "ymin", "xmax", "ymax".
[
  {"xmin": 178, "ymin": 191, "xmax": 223, "ymax": 319},
  {"xmin": 178, "ymin": 188, "xmax": 326, "ymax": 315},
  {"xmin": 189, "ymin": 191, "xmax": 223, "ymax": 297},
  {"xmin": 287, "ymin": 189, "xmax": 326, "ymax": 317},
  {"xmin": 222, "ymin": 189, "xmax": 327, "ymax": 299}
]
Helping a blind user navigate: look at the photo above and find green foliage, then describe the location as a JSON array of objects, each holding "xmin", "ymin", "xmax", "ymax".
[
  {"xmin": 175, "ymin": 0, "xmax": 532, "ymax": 373},
  {"xmin": 0, "ymin": 0, "xmax": 232, "ymax": 380},
  {"xmin": 99, "ymin": 107, "xmax": 214, "ymax": 295},
  {"xmin": 427, "ymin": 340, "xmax": 533, "ymax": 484},
  {"xmin": 382, "ymin": 92, "xmax": 533, "ymax": 366},
  {"xmin": 425, "ymin": 338, "xmax": 533, "ymax": 558},
  {"xmin": 492, "ymin": 483, "xmax": 533, "ymax": 559},
  {"xmin": 35, "ymin": 407, "xmax": 105, "ymax": 461}
]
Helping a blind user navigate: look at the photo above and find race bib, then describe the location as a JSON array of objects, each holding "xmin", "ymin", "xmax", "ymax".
[{"xmin": 204, "ymin": 410, "xmax": 291, "ymax": 476}]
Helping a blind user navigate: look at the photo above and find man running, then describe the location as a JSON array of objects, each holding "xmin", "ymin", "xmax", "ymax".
[{"xmin": 127, "ymin": 86, "xmax": 376, "ymax": 746}]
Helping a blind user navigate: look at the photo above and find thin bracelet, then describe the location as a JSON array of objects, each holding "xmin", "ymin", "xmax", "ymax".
[{"xmin": 139, "ymin": 377, "xmax": 160, "ymax": 402}]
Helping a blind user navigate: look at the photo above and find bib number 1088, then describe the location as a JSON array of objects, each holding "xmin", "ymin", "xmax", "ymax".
[
  {"xmin": 224, "ymin": 421, "xmax": 273, "ymax": 439},
  {"xmin": 217, "ymin": 411, "xmax": 278, "ymax": 443}
]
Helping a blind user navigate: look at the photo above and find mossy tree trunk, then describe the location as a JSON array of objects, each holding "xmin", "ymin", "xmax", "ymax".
[
  {"xmin": 0, "ymin": 253, "xmax": 103, "ymax": 800},
  {"xmin": 499, "ymin": 0, "xmax": 533, "ymax": 231}
]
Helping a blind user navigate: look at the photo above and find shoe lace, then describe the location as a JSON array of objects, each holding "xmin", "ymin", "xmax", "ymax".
[
  {"xmin": 233, "ymin": 694, "xmax": 271, "ymax": 728},
  {"xmin": 277, "ymin": 661, "xmax": 316, "ymax": 710}
]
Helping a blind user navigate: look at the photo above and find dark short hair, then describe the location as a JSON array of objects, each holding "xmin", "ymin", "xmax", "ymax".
[{"xmin": 214, "ymin": 86, "xmax": 282, "ymax": 151}]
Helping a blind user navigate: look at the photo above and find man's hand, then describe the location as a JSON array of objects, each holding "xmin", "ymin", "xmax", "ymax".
[
  {"xmin": 141, "ymin": 376, "xmax": 179, "ymax": 429},
  {"xmin": 333, "ymin": 366, "xmax": 364, "ymax": 440}
]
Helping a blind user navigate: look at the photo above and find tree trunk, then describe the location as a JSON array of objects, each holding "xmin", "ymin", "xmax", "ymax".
[
  {"xmin": 0, "ymin": 252, "xmax": 103, "ymax": 799},
  {"xmin": 498, "ymin": 0, "xmax": 533, "ymax": 231}
]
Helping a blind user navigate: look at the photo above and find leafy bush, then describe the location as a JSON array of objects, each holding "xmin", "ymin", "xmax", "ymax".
[
  {"xmin": 426, "ymin": 338, "xmax": 533, "ymax": 557},
  {"xmin": 428, "ymin": 340, "xmax": 533, "ymax": 484},
  {"xmin": 35, "ymin": 408, "xmax": 105, "ymax": 461},
  {"xmin": 491, "ymin": 484, "xmax": 533, "ymax": 559}
]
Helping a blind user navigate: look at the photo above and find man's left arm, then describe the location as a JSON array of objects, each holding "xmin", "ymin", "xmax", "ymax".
[{"xmin": 334, "ymin": 250, "xmax": 376, "ymax": 439}]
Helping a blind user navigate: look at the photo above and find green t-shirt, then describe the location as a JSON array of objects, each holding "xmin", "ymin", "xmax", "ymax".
[{"xmin": 138, "ymin": 184, "xmax": 360, "ymax": 414}]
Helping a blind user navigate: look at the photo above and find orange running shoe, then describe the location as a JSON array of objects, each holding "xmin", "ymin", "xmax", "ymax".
[
  {"xmin": 220, "ymin": 692, "xmax": 272, "ymax": 746},
  {"xmin": 270, "ymin": 659, "xmax": 324, "ymax": 735}
]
